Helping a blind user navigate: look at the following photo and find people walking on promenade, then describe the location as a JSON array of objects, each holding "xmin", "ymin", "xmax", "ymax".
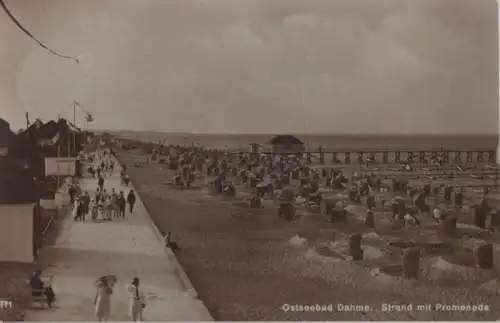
[
  {"xmin": 72, "ymin": 198, "xmax": 82, "ymax": 221},
  {"xmin": 107, "ymin": 158, "xmax": 114, "ymax": 176},
  {"xmin": 69, "ymin": 185, "xmax": 77, "ymax": 204},
  {"xmin": 100, "ymin": 160, "xmax": 106, "ymax": 177},
  {"xmin": 81, "ymin": 191, "xmax": 91, "ymax": 219},
  {"xmin": 127, "ymin": 277, "xmax": 145, "ymax": 321},
  {"xmin": 127, "ymin": 190, "xmax": 136, "ymax": 213},
  {"xmin": 117, "ymin": 191, "xmax": 126, "ymax": 218},
  {"xmin": 111, "ymin": 188, "xmax": 119, "ymax": 218},
  {"xmin": 76, "ymin": 198, "xmax": 86, "ymax": 221},
  {"xmin": 94, "ymin": 276, "xmax": 113, "ymax": 322},
  {"xmin": 104, "ymin": 196, "xmax": 113, "ymax": 221},
  {"xmin": 95, "ymin": 187, "xmax": 102, "ymax": 204},
  {"xmin": 98, "ymin": 174, "xmax": 105, "ymax": 192},
  {"xmin": 98, "ymin": 198, "xmax": 106, "ymax": 221},
  {"xmin": 102, "ymin": 189, "xmax": 110, "ymax": 202},
  {"xmin": 90, "ymin": 199, "xmax": 99, "ymax": 221}
]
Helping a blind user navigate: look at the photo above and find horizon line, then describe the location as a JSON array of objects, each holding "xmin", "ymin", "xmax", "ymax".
[{"xmin": 95, "ymin": 129, "xmax": 499, "ymax": 137}]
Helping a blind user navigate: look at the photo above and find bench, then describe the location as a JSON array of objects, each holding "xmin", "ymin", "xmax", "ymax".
[
  {"xmin": 30, "ymin": 287, "xmax": 48, "ymax": 308},
  {"xmin": 27, "ymin": 277, "xmax": 53, "ymax": 309}
]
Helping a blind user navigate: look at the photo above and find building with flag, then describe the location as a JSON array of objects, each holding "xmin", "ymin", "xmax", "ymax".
[
  {"xmin": 14, "ymin": 118, "xmax": 85, "ymax": 157},
  {"xmin": 0, "ymin": 115, "xmax": 92, "ymax": 263},
  {"xmin": 9, "ymin": 118, "xmax": 87, "ymax": 202}
]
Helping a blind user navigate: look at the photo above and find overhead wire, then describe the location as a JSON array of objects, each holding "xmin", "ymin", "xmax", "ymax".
[{"xmin": 0, "ymin": 0, "xmax": 79, "ymax": 63}]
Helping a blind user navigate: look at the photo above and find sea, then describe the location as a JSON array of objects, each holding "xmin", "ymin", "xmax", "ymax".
[{"xmin": 112, "ymin": 131, "xmax": 498, "ymax": 152}]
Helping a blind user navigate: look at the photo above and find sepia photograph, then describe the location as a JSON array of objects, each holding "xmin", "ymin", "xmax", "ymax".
[{"xmin": 0, "ymin": 0, "xmax": 498, "ymax": 321}]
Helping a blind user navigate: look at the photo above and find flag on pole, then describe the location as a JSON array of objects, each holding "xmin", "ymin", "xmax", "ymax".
[
  {"xmin": 85, "ymin": 112, "xmax": 94, "ymax": 122},
  {"xmin": 75, "ymin": 101, "xmax": 94, "ymax": 122}
]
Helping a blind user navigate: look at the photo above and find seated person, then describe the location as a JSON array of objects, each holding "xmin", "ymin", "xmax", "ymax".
[
  {"xmin": 29, "ymin": 270, "xmax": 55, "ymax": 307},
  {"xmin": 121, "ymin": 174, "xmax": 130, "ymax": 186},
  {"xmin": 164, "ymin": 232, "xmax": 181, "ymax": 253}
]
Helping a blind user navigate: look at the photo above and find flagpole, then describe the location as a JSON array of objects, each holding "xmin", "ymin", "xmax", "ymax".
[{"xmin": 68, "ymin": 121, "xmax": 71, "ymax": 158}]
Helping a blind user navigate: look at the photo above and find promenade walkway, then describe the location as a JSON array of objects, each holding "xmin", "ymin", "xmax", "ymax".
[{"xmin": 25, "ymin": 163, "xmax": 212, "ymax": 321}]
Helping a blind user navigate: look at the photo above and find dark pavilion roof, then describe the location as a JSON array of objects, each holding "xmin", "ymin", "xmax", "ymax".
[
  {"xmin": 269, "ymin": 135, "xmax": 304, "ymax": 146},
  {"xmin": 0, "ymin": 118, "xmax": 13, "ymax": 147}
]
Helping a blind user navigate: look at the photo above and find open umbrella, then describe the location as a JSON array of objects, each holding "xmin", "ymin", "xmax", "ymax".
[{"xmin": 95, "ymin": 274, "xmax": 117, "ymax": 287}]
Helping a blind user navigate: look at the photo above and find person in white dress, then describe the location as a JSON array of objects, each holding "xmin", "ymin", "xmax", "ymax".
[
  {"xmin": 104, "ymin": 197, "xmax": 113, "ymax": 221},
  {"xmin": 94, "ymin": 276, "xmax": 113, "ymax": 321},
  {"xmin": 432, "ymin": 207, "xmax": 441, "ymax": 223},
  {"xmin": 127, "ymin": 277, "xmax": 144, "ymax": 321},
  {"xmin": 72, "ymin": 199, "xmax": 79, "ymax": 221}
]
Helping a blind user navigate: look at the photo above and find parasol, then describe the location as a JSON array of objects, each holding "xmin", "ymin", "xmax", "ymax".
[{"xmin": 95, "ymin": 274, "xmax": 117, "ymax": 287}]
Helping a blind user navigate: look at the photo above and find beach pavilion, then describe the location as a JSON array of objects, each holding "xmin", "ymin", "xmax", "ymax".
[{"xmin": 269, "ymin": 135, "xmax": 305, "ymax": 155}]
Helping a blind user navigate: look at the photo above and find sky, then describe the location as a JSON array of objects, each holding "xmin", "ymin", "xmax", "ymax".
[{"xmin": 0, "ymin": 0, "xmax": 498, "ymax": 134}]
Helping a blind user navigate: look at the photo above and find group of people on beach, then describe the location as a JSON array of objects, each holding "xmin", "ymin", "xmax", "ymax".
[{"xmin": 138, "ymin": 139, "xmax": 498, "ymax": 229}]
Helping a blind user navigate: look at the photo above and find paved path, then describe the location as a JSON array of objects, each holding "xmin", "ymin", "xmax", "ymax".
[{"xmin": 26, "ymin": 162, "xmax": 212, "ymax": 321}]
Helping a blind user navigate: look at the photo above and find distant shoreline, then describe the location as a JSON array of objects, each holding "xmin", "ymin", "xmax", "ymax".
[
  {"xmin": 107, "ymin": 130, "xmax": 498, "ymax": 151},
  {"xmin": 98, "ymin": 129, "xmax": 498, "ymax": 138}
]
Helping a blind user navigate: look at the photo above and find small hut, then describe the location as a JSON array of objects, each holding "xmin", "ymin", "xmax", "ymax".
[{"xmin": 269, "ymin": 135, "xmax": 305, "ymax": 155}]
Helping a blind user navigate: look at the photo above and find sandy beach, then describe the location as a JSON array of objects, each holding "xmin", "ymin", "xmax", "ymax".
[{"xmin": 115, "ymin": 148, "xmax": 500, "ymax": 321}]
